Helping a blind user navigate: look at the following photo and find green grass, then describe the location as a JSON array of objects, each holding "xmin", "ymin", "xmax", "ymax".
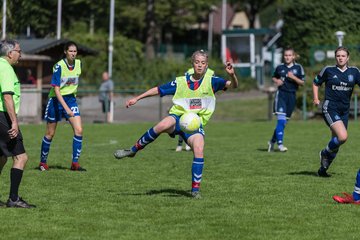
[{"xmin": 1, "ymin": 120, "xmax": 360, "ymax": 239}]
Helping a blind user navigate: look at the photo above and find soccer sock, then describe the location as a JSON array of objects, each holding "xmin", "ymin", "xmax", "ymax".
[
  {"xmin": 270, "ymin": 129, "xmax": 277, "ymax": 143},
  {"xmin": 131, "ymin": 127, "xmax": 159, "ymax": 153},
  {"xmin": 9, "ymin": 168, "xmax": 23, "ymax": 201},
  {"xmin": 275, "ymin": 116, "xmax": 287, "ymax": 146},
  {"xmin": 191, "ymin": 157, "xmax": 204, "ymax": 192},
  {"xmin": 40, "ymin": 136, "xmax": 52, "ymax": 163},
  {"xmin": 72, "ymin": 135, "xmax": 83, "ymax": 163},
  {"xmin": 178, "ymin": 136, "xmax": 184, "ymax": 146},
  {"xmin": 353, "ymin": 169, "xmax": 360, "ymax": 201},
  {"xmin": 323, "ymin": 137, "xmax": 341, "ymax": 160}
]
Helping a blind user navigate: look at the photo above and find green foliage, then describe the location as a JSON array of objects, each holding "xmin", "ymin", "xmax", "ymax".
[{"xmin": 281, "ymin": 0, "xmax": 360, "ymax": 65}]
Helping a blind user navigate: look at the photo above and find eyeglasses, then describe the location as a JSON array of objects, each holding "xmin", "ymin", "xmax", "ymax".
[{"xmin": 11, "ymin": 49, "xmax": 22, "ymax": 54}]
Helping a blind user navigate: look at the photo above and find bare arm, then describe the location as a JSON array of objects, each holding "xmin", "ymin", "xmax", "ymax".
[
  {"xmin": 272, "ymin": 77, "xmax": 284, "ymax": 87},
  {"xmin": 224, "ymin": 62, "xmax": 239, "ymax": 89},
  {"xmin": 312, "ymin": 83, "xmax": 320, "ymax": 105},
  {"xmin": 54, "ymin": 86, "xmax": 74, "ymax": 117},
  {"xmin": 3, "ymin": 94, "xmax": 19, "ymax": 139},
  {"xmin": 126, "ymin": 87, "xmax": 159, "ymax": 108}
]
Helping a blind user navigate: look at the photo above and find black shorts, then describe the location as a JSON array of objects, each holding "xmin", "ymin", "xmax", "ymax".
[{"xmin": 0, "ymin": 112, "xmax": 26, "ymax": 157}]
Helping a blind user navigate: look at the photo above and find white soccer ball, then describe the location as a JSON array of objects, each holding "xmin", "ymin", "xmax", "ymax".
[{"xmin": 179, "ymin": 112, "xmax": 201, "ymax": 133}]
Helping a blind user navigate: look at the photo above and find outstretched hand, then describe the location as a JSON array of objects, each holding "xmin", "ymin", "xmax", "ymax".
[{"xmin": 125, "ymin": 98, "xmax": 138, "ymax": 108}]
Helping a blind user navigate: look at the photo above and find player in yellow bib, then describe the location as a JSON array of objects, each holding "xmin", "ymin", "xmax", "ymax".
[
  {"xmin": 114, "ymin": 50, "xmax": 238, "ymax": 198},
  {"xmin": 38, "ymin": 41, "xmax": 86, "ymax": 171}
]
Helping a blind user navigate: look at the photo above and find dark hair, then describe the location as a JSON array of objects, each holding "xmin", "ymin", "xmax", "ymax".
[
  {"xmin": 64, "ymin": 41, "xmax": 78, "ymax": 51},
  {"xmin": 284, "ymin": 47, "xmax": 294, "ymax": 52},
  {"xmin": 335, "ymin": 46, "xmax": 349, "ymax": 56}
]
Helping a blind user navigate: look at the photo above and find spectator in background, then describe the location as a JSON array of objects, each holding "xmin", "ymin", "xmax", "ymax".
[
  {"xmin": 26, "ymin": 69, "xmax": 36, "ymax": 85},
  {"xmin": 99, "ymin": 71, "xmax": 114, "ymax": 123}
]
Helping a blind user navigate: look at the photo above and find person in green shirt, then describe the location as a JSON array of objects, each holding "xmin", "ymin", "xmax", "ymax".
[{"xmin": 0, "ymin": 39, "xmax": 35, "ymax": 208}]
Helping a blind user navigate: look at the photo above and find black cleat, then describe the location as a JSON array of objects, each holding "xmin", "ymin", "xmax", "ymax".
[
  {"xmin": 6, "ymin": 197, "xmax": 36, "ymax": 208},
  {"xmin": 317, "ymin": 168, "xmax": 331, "ymax": 178}
]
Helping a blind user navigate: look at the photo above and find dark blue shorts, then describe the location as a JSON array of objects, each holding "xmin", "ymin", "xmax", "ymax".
[
  {"xmin": 44, "ymin": 95, "xmax": 80, "ymax": 122},
  {"xmin": 322, "ymin": 100, "xmax": 349, "ymax": 128},
  {"xmin": 168, "ymin": 114, "xmax": 205, "ymax": 143},
  {"xmin": 273, "ymin": 90, "xmax": 296, "ymax": 118}
]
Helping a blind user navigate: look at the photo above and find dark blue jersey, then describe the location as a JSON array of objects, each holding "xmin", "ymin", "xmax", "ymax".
[
  {"xmin": 273, "ymin": 63, "xmax": 305, "ymax": 92},
  {"xmin": 314, "ymin": 65, "xmax": 360, "ymax": 108},
  {"xmin": 158, "ymin": 74, "xmax": 227, "ymax": 97}
]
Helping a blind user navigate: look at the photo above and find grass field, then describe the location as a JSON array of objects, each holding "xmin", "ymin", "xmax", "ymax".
[{"xmin": 1, "ymin": 120, "xmax": 360, "ymax": 239}]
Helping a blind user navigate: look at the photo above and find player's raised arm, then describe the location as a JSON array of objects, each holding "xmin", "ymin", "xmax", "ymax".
[
  {"xmin": 224, "ymin": 62, "xmax": 238, "ymax": 89},
  {"xmin": 126, "ymin": 86, "xmax": 159, "ymax": 108}
]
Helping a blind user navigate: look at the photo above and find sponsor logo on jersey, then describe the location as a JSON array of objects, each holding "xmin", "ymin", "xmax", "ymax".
[
  {"xmin": 348, "ymin": 74, "xmax": 354, "ymax": 82},
  {"xmin": 190, "ymin": 99, "xmax": 202, "ymax": 109}
]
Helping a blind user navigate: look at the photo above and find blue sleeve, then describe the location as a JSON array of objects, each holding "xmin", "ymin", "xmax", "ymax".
[
  {"xmin": 51, "ymin": 64, "xmax": 62, "ymax": 87},
  {"xmin": 211, "ymin": 76, "xmax": 227, "ymax": 93},
  {"xmin": 158, "ymin": 79, "xmax": 177, "ymax": 97},
  {"xmin": 313, "ymin": 67, "xmax": 327, "ymax": 86},
  {"xmin": 272, "ymin": 66, "xmax": 280, "ymax": 78}
]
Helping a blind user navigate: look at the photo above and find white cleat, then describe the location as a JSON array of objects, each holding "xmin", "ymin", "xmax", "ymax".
[
  {"xmin": 278, "ymin": 145, "xmax": 288, "ymax": 152},
  {"xmin": 185, "ymin": 144, "xmax": 191, "ymax": 151},
  {"xmin": 175, "ymin": 146, "xmax": 183, "ymax": 152}
]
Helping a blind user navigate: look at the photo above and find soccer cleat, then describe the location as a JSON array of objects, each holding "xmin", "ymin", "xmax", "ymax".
[
  {"xmin": 191, "ymin": 191, "xmax": 201, "ymax": 199},
  {"xmin": 317, "ymin": 167, "xmax": 330, "ymax": 177},
  {"xmin": 175, "ymin": 146, "xmax": 183, "ymax": 152},
  {"xmin": 6, "ymin": 197, "xmax": 36, "ymax": 208},
  {"xmin": 333, "ymin": 192, "xmax": 360, "ymax": 204},
  {"xmin": 319, "ymin": 150, "xmax": 331, "ymax": 169},
  {"xmin": 278, "ymin": 145, "xmax": 288, "ymax": 152},
  {"xmin": 267, "ymin": 141, "xmax": 275, "ymax": 152},
  {"xmin": 70, "ymin": 163, "xmax": 87, "ymax": 171},
  {"xmin": 38, "ymin": 162, "xmax": 49, "ymax": 171},
  {"xmin": 114, "ymin": 149, "xmax": 136, "ymax": 159},
  {"xmin": 185, "ymin": 144, "xmax": 191, "ymax": 151}
]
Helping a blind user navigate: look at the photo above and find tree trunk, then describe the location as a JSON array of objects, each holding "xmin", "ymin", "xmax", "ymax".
[{"xmin": 145, "ymin": 0, "xmax": 155, "ymax": 59}]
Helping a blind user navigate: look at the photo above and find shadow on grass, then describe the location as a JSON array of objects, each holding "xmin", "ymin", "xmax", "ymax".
[
  {"xmin": 288, "ymin": 171, "xmax": 329, "ymax": 177},
  {"xmin": 120, "ymin": 188, "xmax": 192, "ymax": 198},
  {"xmin": 32, "ymin": 165, "xmax": 69, "ymax": 171}
]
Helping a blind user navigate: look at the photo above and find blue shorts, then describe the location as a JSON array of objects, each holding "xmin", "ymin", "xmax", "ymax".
[
  {"xmin": 44, "ymin": 95, "xmax": 80, "ymax": 122},
  {"xmin": 273, "ymin": 90, "xmax": 296, "ymax": 118},
  {"xmin": 322, "ymin": 100, "xmax": 349, "ymax": 128},
  {"xmin": 168, "ymin": 114, "xmax": 205, "ymax": 143}
]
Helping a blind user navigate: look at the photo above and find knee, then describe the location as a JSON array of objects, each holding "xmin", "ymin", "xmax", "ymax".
[
  {"xmin": 74, "ymin": 126, "xmax": 83, "ymax": 136},
  {"xmin": 338, "ymin": 134, "xmax": 348, "ymax": 144}
]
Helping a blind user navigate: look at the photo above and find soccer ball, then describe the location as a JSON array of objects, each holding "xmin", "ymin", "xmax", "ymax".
[{"xmin": 179, "ymin": 112, "xmax": 201, "ymax": 133}]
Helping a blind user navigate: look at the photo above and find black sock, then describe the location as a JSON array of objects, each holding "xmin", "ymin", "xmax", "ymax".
[{"xmin": 9, "ymin": 168, "xmax": 23, "ymax": 201}]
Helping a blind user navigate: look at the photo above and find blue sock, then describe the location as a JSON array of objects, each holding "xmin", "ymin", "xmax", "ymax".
[
  {"xmin": 275, "ymin": 117, "xmax": 287, "ymax": 145},
  {"xmin": 192, "ymin": 157, "xmax": 204, "ymax": 192},
  {"xmin": 40, "ymin": 136, "xmax": 52, "ymax": 163},
  {"xmin": 324, "ymin": 137, "xmax": 340, "ymax": 160},
  {"xmin": 131, "ymin": 127, "xmax": 159, "ymax": 153},
  {"xmin": 353, "ymin": 169, "xmax": 360, "ymax": 201},
  {"xmin": 72, "ymin": 135, "xmax": 82, "ymax": 163}
]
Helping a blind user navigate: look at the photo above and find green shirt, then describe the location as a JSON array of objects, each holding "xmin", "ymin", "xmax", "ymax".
[{"xmin": 0, "ymin": 58, "xmax": 21, "ymax": 113}]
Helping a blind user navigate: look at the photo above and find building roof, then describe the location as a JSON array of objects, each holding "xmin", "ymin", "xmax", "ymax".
[{"xmin": 17, "ymin": 38, "xmax": 98, "ymax": 60}]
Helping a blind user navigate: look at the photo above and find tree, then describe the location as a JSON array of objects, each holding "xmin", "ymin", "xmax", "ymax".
[{"xmin": 281, "ymin": 0, "xmax": 360, "ymax": 65}]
